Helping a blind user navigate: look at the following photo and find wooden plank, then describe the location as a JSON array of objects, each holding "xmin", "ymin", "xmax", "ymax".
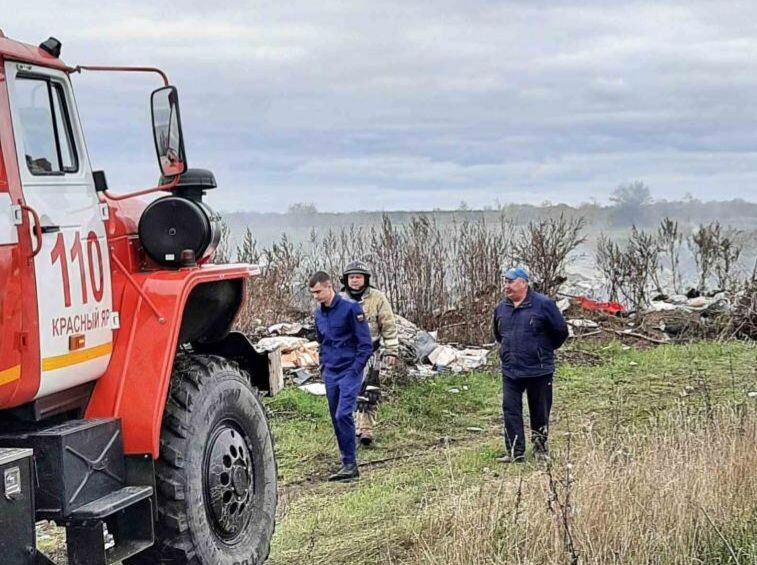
[{"xmin": 267, "ymin": 348, "xmax": 284, "ymax": 395}]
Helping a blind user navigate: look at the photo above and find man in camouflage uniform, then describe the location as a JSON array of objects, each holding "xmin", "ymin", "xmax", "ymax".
[{"xmin": 340, "ymin": 260, "xmax": 399, "ymax": 446}]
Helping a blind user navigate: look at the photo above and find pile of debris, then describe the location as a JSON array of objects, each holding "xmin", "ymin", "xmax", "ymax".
[
  {"xmin": 559, "ymin": 289, "xmax": 743, "ymax": 345},
  {"xmin": 643, "ymin": 292, "xmax": 731, "ymax": 340},
  {"xmin": 716, "ymin": 277, "xmax": 757, "ymax": 340},
  {"xmin": 249, "ymin": 314, "xmax": 491, "ymax": 392},
  {"xmin": 393, "ymin": 315, "xmax": 490, "ymax": 377},
  {"xmin": 559, "ymin": 302, "xmax": 669, "ymax": 347},
  {"xmin": 249, "ymin": 321, "xmax": 321, "ymax": 390},
  {"xmin": 256, "ymin": 336, "xmax": 320, "ymax": 371},
  {"xmin": 247, "ymin": 280, "xmax": 756, "ymax": 395}
]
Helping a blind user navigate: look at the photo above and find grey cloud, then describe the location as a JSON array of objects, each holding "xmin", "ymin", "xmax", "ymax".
[{"xmin": 6, "ymin": 1, "xmax": 757, "ymax": 211}]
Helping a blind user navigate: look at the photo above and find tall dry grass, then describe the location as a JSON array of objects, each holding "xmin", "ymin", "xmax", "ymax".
[{"xmin": 390, "ymin": 403, "xmax": 757, "ymax": 564}]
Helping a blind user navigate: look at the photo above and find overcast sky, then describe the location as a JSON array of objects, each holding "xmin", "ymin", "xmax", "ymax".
[{"xmin": 5, "ymin": 1, "xmax": 757, "ymax": 212}]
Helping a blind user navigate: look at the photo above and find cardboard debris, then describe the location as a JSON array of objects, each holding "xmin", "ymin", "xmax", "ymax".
[
  {"xmin": 255, "ymin": 336, "xmax": 320, "ymax": 370},
  {"xmin": 648, "ymin": 301, "xmax": 679, "ymax": 312},
  {"xmin": 568, "ymin": 319, "xmax": 599, "ymax": 329},
  {"xmin": 256, "ymin": 336, "xmax": 308, "ymax": 352},
  {"xmin": 458, "ymin": 349, "xmax": 488, "ymax": 369},
  {"xmin": 428, "ymin": 345, "xmax": 489, "ymax": 372},
  {"xmin": 291, "ymin": 368, "xmax": 313, "ymax": 385},
  {"xmin": 299, "ymin": 383, "xmax": 327, "ymax": 396},
  {"xmin": 411, "ymin": 365, "xmax": 436, "ymax": 378},
  {"xmin": 429, "ymin": 345, "xmax": 458, "ymax": 367},
  {"xmin": 646, "ymin": 292, "xmax": 731, "ymax": 315},
  {"xmin": 687, "ymin": 296, "xmax": 708, "ymax": 309},
  {"xmin": 281, "ymin": 341, "xmax": 320, "ymax": 370}
]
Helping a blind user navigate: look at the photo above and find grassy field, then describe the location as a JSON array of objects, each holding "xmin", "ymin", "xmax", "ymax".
[
  {"xmin": 267, "ymin": 341, "xmax": 757, "ymax": 564},
  {"xmin": 36, "ymin": 340, "xmax": 756, "ymax": 563}
]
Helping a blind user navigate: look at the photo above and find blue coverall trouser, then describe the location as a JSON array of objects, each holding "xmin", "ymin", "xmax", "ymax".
[
  {"xmin": 502, "ymin": 374, "xmax": 553, "ymax": 457},
  {"xmin": 325, "ymin": 369, "xmax": 362, "ymax": 465}
]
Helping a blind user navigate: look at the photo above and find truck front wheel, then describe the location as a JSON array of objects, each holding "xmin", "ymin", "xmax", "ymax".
[{"xmin": 128, "ymin": 354, "xmax": 277, "ymax": 564}]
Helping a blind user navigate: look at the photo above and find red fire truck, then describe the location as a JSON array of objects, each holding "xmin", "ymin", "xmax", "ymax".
[{"xmin": 0, "ymin": 33, "xmax": 277, "ymax": 564}]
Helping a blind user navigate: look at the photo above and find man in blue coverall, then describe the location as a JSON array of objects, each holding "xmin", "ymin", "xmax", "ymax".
[
  {"xmin": 310, "ymin": 271, "xmax": 373, "ymax": 481},
  {"xmin": 492, "ymin": 267, "xmax": 569, "ymax": 463}
]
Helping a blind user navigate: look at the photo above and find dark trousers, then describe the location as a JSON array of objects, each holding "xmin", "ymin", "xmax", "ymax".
[
  {"xmin": 325, "ymin": 369, "xmax": 362, "ymax": 465},
  {"xmin": 502, "ymin": 374, "xmax": 553, "ymax": 457}
]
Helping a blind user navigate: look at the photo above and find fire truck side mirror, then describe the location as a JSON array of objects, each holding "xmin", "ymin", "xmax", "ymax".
[{"xmin": 151, "ymin": 86, "xmax": 187, "ymax": 178}]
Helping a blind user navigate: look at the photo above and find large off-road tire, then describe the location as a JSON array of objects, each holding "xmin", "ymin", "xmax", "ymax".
[{"xmin": 127, "ymin": 354, "xmax": 277, "ymax": 564}]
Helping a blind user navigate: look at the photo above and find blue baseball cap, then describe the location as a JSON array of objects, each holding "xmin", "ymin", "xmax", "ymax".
[{"xmin": 504, "ymin": 267, "xmax": 529, "ymax": 281}]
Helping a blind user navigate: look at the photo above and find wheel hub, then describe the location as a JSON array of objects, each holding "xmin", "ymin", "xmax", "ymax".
[
  {"xmin": 204, "ymin": 421, "xmax": 255, "ymax": 543},
  {"xmin": 232, "ymin": 466, "xmax": 249, "ymax": 496}
]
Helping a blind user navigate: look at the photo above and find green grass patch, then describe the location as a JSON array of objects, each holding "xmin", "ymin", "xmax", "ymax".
[
  {"xmin": 267, "ymin": 371, "xmax": 504, "ymax": 483},
  {"xmin": 267, "ymin": 341, "xmax": 757, "ymax": 564}
]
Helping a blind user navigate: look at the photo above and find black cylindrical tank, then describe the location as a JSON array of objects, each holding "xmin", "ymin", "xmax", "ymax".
[{"xmin": 138, "ymin": 169, "xmax": 221, "ymax": 267}]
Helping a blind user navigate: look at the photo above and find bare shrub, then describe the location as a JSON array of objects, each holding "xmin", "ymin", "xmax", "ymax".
[
  {"xmin": 236, "ymin": 233, "xmax": 308, "ymax": 332},
  {"xmin": 235, "ymin": 226, "xmax": 259, "ymax": 264},
  {"xmin": 440, "ymin": 214, "xmax": 516, "ymax": 343},
  {"xmin": 391, "ymin": 215, "xmax": 449, "ymax": 330},
  {"xmin": 595, "ymin": 233, "xmax": 626, "ymax": 302},
  {"xmin": 689, "ymin": 222, "xmax": 722, "ymax": 292},
  {"xmin": 596, "ymin": 227, "xmax": 660, "ymax": 310},
  {"xmin": 657, "ymin": 216, "xmax": 684, "ymax": 294},
  {"xmin": 513, "ymin": 213, "xmax": 587, "ymax": 296},
  {"xmin": 624, "ymin": 226, "xmax": 660, "ymax": 308},
  {"xmin": 719, "ymin": 261, "xmax": 757, "ymax": 340},
  {"xmin": 368, "ymin": 214, "xmax": 406, "ymax": 313},
  {"xmin": 715, "ymin": 228, "xmax": 744, "ymax": 292},
  {"xmin": 212, "ymin": 220, "xmax": 233, "ymax": 264},
  {"xmin": 300, "ymin": 224, "xmax": 369, "ymax": 280}
]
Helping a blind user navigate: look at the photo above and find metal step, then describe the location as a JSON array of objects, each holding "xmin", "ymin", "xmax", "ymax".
[
  {"xmin": 65, "ymin": 486, "xmax": 154, "ymax": 565},
  {"xmin": 68, "ymin": 486, "xmax": 152, "ymax": 522}
]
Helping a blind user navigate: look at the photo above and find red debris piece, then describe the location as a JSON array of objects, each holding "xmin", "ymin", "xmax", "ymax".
[{"xmin": 575, "ymin": 296, "xmax": 625, "ymax": 314}]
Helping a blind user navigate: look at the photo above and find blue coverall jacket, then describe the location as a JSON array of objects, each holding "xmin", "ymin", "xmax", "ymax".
[
  {"xmin": 493, "ymin": 289, "xmax": 569, "ymax": 378},
  {"xmin": 315, "ymin": 293, "xmax": 373, "ymax": 379},
  {"xmin": 315, "ymin": 293, "xmax": 373, "ymax": 466}
]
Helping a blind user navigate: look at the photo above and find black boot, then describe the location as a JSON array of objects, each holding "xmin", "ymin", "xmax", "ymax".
[
  {"xmin": 328, "ymin": 463, "xmax": 359, "ymax": 482},
  {"xmin": 533, "ymin": 434, "xmax": 549, "ymax": 462}
]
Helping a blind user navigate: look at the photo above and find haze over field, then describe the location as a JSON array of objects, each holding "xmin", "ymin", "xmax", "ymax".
[{"xmin": 7, "ymin": 1, "xmax": 757, "ymax": 212}]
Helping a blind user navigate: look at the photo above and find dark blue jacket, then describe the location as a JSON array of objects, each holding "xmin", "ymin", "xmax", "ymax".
[
  {"xmin": 315, "ymin": 293, "xmax": 373, "ymax": 378},
  {"xmin": 493, "ymin": 289, "xmax": 569, "ymax": 378}
]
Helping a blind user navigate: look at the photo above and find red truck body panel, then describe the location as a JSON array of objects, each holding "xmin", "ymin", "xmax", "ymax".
[{"xmin": 0, "ymin": 34, "xmax": 255, "ymax": 458}]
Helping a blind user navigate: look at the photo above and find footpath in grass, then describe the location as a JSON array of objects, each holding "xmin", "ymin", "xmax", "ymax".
[{"xmin": 267, "ymin": 341, "xmax": 757, "ymax": 564}]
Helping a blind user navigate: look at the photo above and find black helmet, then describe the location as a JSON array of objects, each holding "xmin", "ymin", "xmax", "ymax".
[{"xmin": 341, "ymin": 260, "xmax": 371, "ymax": 287}]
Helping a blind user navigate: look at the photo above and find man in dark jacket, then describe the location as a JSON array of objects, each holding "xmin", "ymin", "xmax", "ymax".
[
  {"xmin": 310, "ymin": 271, "xmax": 373, "ymax": 481},
  {"xmin": 492, "ymin": 267, "xmax": 569, "ymax": 462}
]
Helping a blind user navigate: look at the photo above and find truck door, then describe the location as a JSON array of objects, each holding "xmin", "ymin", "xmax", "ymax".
[
  {"xmin": 5, "ymin": 61, "xmax": 113, "ymax": 399},
  {"xmin": 0, "ymin": 161, "xmax": 23, "ymax": 401}
]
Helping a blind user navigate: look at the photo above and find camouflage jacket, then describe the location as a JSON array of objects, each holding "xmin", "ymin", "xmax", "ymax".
[{"xmin": 340, "ymin": 287, "xmax": 399, "ymax": 354}]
